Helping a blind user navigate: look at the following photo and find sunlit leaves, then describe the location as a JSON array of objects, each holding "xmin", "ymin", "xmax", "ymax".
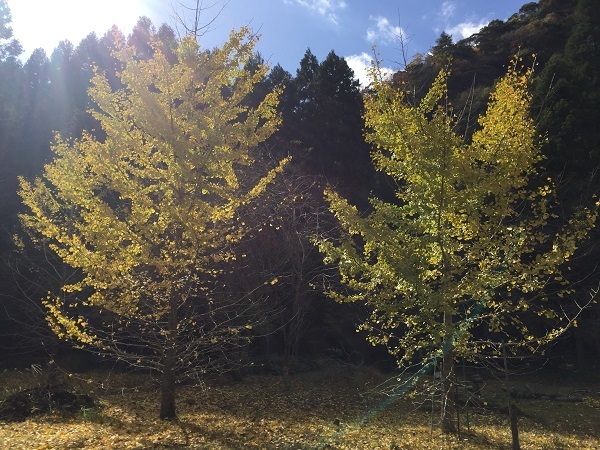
[
  {"xmin": 319, "ymin": 56, "xmax": 598, "ymax": 370},
  {"xmin": 18, "ymin": 27, "xmax": 285, "ymax": 383}
]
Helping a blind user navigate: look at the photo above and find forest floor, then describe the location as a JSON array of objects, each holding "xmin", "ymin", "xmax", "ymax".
[{"xmin": 0, "ymin": 361, "xmax": 599, "ymax": 449}]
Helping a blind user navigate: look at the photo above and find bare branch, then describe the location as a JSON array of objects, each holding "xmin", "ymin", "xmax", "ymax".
[{"xmin": 170, "ymin": 0, "xmax": 230, "ymax": 40}]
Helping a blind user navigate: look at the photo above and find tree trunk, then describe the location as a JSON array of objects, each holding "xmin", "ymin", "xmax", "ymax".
[
  {"xmin": 441, "ymin": 311, "xmax": 456, "ymax": 433},
  {"xmin": 575, "ymin": 328, "xmax": 586, "ymax": 370},
  {"xmin": 503, "ymin": 343, "xmax": 520, "ymax": 450},
  {"xmin": 160, "ymin": 347, "xmax": 177, "ymax": 419},
  {"xmin": 282, "ymin": 323, "xmax": 292, "ymax": 390},
  {"xmin": 160, "ymin": 295, "xmax": 178, "ymax": 420}
]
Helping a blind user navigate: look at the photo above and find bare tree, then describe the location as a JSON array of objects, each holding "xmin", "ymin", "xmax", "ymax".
[
  {"xmin": 1, "ymin": 235, "xmax": 66, "ymax": 365},
  {"xmin": 170, "ymin": 0, "xmax": 230, "ymax": 39},
  {"xmin": 236, "ymin": 165, "xmax": 337, "ymax": 385}
]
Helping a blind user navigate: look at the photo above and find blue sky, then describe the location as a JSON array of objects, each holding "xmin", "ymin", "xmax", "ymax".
[{"xmin": 8, "ymin": 0, "xmax": 529, "ymax": 85}]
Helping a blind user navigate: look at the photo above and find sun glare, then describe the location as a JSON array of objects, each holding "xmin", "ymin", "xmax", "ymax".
[{"xmin": 9, "ymin": 0, "xmax": 160, "ymax": 58}]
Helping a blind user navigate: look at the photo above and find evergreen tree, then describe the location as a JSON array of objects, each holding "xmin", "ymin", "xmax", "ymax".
[
  {"xmin": 280, "ymin": 49, "xmax": 373, "ymax": 204},
  {"xmin": 534, "ymin": 0, "xmax": 600, "ymax": 184},
  {"xmin": 21, "ymin": 49, "xmax": 52, "ymax": 176},
  {"xmin": 431, "ymin": 32, "xmax": 455, "ymax": 66},
  {"xmin": 295, "ymin": 48, "xmax": 319, "ymax": 107},
  {"xmin": 0, "ymin": 0, "xmax": 21, "ymax": 60},
  {"xmin": 0, "ymin": 0, "xmax": 24, "ymax": 220},
  {"xmin": 127, "ymin": 16, "xmax": 156, "ymax": 60}
]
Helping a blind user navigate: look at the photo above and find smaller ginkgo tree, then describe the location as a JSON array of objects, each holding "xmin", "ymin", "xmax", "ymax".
[
  {"xmin": 317, "ymin": 58, "xmax": 597, "ymax": 432},
  {"xmin": 19, "ymin": 27, "xmax": 287, "ymax": 419}
]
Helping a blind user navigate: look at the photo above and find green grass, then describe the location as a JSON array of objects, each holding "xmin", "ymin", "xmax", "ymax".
[{"xmin": 0, "ymin": 363, "xmax": 598, "ymax": 449}]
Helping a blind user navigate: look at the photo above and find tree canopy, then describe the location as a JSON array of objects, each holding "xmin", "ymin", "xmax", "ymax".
[
  {"xmin": 19, "ymin": 27, "xmax": 287, "ymax": 419},
  {"xmin": 317, "ymin": 58, "xmax": 597, "ymax": 432}
]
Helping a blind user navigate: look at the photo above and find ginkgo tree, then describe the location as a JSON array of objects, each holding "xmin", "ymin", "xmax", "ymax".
[
  {"xmin": 317, "ymin": 59, "xmax": 597, "ymax": 432},
  {"xmin": 19, "ymin": 27, "xmax": 286, "ymax": 419}
]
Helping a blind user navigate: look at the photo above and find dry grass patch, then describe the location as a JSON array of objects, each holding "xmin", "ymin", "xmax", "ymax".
[{"xmin": 0, "ymin": 364, "xmax": 598, "ymax": 449}]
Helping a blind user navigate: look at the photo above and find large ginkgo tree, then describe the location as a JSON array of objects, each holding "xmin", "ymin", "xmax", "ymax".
[
  {"xmin": 318, "ymin": 59, "xmax": 597, "ymax": 432},
  {"xmin": 19, "ymin": 28, "xmax": 286, "ymax": 419}
]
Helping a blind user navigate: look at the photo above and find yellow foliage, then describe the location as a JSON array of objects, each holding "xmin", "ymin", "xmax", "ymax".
[
  {"xmin": 318, "ymin": 57, "xmax": 598, "ymax": 368},
  {"xmin": 19, "ymin": 28, "xmax": 286, "ymax": 353}
]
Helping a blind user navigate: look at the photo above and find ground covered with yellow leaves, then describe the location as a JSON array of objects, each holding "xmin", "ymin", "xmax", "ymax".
[{"xmin": 0, "ymin": 363, "xmax": 598, "ymax": 449}]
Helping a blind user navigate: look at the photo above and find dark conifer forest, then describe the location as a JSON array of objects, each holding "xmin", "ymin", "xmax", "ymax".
[{"xmin": 0, "ymin": 0, "xmax": 599, "ymax": 447}]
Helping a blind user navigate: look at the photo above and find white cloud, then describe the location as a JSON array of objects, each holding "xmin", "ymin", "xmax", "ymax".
[
  {"xmin": 447, "ymin": 19, "xmax": 489, "ymax": 39},
  {"xmin": 344, "ymin": 53, "xmax": 393, "ymax": 88},
  {"xmin": 366, "ymin": 16, "xmax": 405, "ymax": 44},
  {"xmin": 284, "ymin": 0, "xmax": 347, "ymax": 25},
  {"xmin": 440, "ymin": 1, "xmax": 456, "ymax": 21},
  {"xmin": 433, "ymin": 1, "xmax": 488, "ymax": 41}
]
